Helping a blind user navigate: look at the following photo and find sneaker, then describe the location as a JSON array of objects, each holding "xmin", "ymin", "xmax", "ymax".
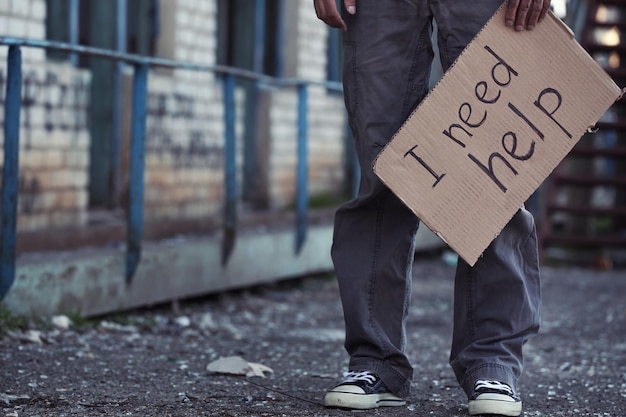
[
  {"xmin": 324, "ymin": 371, "xmax": 406, "ymax": 409},
  {"xmin": 468, "ymin": 380, "xmax": 522, "ymax": 416}
]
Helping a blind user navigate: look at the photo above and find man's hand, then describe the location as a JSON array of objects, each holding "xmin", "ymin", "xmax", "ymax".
[
  {"xmin": 505, "ymin": 0, "xmax": 551, "ymax": 31},
  {"xmin": 313, "ymin": 0, "xmax": 356, "ymax": 31}
]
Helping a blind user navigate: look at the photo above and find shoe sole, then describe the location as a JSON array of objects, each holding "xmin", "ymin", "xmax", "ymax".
[
  {"xmin": 324, "ymin": 392, "xmax": 406, "ymax": 410},
  {"xmin": 468, "ymin": 398, "xmax": 522, "ymax": 416}
]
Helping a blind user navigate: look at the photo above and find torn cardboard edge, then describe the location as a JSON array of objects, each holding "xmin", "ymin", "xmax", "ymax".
[{"xmin": 372, "ymin": 7, "xmax": 623, "ymax": 266}]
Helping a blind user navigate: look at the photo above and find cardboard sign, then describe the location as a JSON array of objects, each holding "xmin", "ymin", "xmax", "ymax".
[{"xmin": 373, "ymin": 7, "xmax": 623, "ymax": 266}]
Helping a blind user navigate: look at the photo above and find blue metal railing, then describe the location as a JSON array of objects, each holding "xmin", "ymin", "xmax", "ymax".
[
  {"xmin": 0, "ymin": 36, "xmax": 344, "ymax": 297},
  {"xmin": 0, "ymin": 46, "xmax": 22, "ymax": 298},
  {"xmin": 126, "ymin": 63, "xmax": 149, "ymax": 283}
]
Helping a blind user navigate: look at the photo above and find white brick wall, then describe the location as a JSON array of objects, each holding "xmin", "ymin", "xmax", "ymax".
[
  {"xmin": 297, "ymin": 0, "xmax": 331, "ymax": 81},
  {"xmin": 265, "ymin": 0, "xmax": 347, "ymax": 209},
  {"xmin": 0, "ymin": 0, "xmax": 348, "ymax": 236},
  {"xmin": 0, "ymin": 0, "xmax": 46, "ymax": 62},
  {"xmin": 140, "ymin": 66, "xmax": 239, "ymax": 223},
  {"xmin": 31, "ymin": 0, "xmax": 46, "ymax": 21},
  {"xmin": 0, "ymin": 57, "xmax": 91, "ymax": 232}
]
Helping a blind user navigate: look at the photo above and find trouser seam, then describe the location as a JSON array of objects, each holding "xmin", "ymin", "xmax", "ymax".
[
  {"xmin": 368, "ymin": 193, "xmax": 389, "ymax": 358},
  {"xmin": 400, "ymin": 21, "xmax": 432, "ymax": 118},
  {"xmin": 343, "ymin": 40, "xmax": 358, "ymax": 119},
  {"xmin": 466, "ymin": 262, "xmax": 476, "ymax": 341},
  {"xmin": 520, "ymin": 210, "xmax": 536, "ymax": 248}
]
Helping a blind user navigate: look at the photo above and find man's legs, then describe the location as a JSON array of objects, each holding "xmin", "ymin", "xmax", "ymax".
[
  {"xmin": 329, "ymin": 0, "xmax": 540, "ymax": 410},
  {"xmin": 330, "ymin": 0, "xmax": 433, "ymax": 399},
  {"xmin": 432, "ymin": 0, "xmax": 542, "ymax": 403},
  {"xmin": 450, "ymin": 209, "xmax": 541, "ymax": 393}
]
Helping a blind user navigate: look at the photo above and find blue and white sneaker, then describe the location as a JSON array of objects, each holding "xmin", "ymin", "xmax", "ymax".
[
  {"xmin": 324, "ymin": 371, "xmax": 406, "ymax": 409},
  {"xmin": 468, "ymin": 379, "xmax": 522, "ymax": 416}
]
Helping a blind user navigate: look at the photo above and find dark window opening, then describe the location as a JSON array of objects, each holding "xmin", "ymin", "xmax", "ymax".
[
  {"xmin": 217, "ymin": 0, "xmax": 282, "ymax": 76},
  {"xmin": 45, "ymin": 0, "xmax": 159, "ymax": 64},
  {"xmin": 126, "ymin": 0, "xmax": 160, "ymax": 56},
  {"xmin": 44, "ymin": 0, "xmax": 161, "ymax": 209}
]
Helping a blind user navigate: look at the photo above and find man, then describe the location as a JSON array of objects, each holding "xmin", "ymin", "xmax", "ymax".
[{"xmin": 313, "ymin": 0, "xmax": 550, "ymax": 415}]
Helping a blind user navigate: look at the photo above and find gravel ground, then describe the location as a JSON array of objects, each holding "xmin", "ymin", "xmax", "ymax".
[{"xmin": 0, "ymin": 257, "xmax": 625, "ymax": 416}]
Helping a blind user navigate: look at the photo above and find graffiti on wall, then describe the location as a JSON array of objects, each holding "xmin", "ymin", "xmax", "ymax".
[
  {"xmin": 18, "ymin": 175, "xmax": 41, "ymax": 215},
  {"xmin": 0, "ymin": 69, "xmax": 90, "ymax": 148},
  {"xmin": 146, "ymin": 91, "xmax": 224, "ymax": 170},
  {"xmin": 0, "ymin": 69, "xmax": 89, "ymax": 216},
  {"xmin": 0, "ymin": 69, "xmax": 224, "ymax": 171}
]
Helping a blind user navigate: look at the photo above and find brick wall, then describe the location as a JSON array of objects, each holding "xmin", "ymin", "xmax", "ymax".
[
  {"xmin": 0, "ymin": 0, "xmax": 347, "ymax": 237},
  {"xmin": 268, "ymin": 87, "xmax": 347, "ymax": 209},
  {"xmin": 137, "ymin": 0, "xmax": 347, "ymax": 218},
  {"xmin": 137, "ymin": 0, "xmax": 246, "ymax": 223},
  {"xmin": 0, "ymin": 0, "xmax": 91, "ymax": 232},
  {"xmin": 138, "ymin": 71, "xmax": 245, "ymax": 222},
  {"xmin": 267, "ymin": 0, "xmax": 347, "ymax": 209}
]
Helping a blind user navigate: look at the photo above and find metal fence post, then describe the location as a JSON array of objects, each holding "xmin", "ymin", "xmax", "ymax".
[
  {"xmin": 222, "ymin": 74, "xmax": 237, "ymax": 265},
  {"xmin": 111, "ymin": 0, "xmax": 127, "ymax": 208},
  {"xmin": 242, "ymin": 0, "xmax": 266, "ymax": 202},
  {"xmin": 295, "ymin": 83, "xmax": 308, "ymax": 254},
  {"xmin": 69, "ymin": 0, "xmax": 79, "ymax": 66},
  {"xmin": 126, "ymin": 63, "xmax": 149, "ymax": 283},
  {"xmin": 0, "ymin": 46, "xmax": 22, "ymax": 298}
]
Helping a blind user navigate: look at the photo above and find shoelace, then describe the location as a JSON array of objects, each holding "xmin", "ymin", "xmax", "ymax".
[
  {"xmin": 342, "ymin": 371, "xmax": 378, "ymax": 384},
  {"xmin": 474, "ymin": 380, "xmax": 514, "ymax": 395}
]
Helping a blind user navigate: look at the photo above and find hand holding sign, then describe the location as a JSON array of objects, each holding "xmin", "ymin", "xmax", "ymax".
[
  {"xmin": 505, "ymin": 0, "xmax": 551, "ymax": 31},
  {"xmin": 373, "ymin": 7, "xmax": 622, "ymax": 265}
]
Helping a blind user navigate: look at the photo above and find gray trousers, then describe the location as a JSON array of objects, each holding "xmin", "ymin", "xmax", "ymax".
[{"xmin": 331, "ymin": 0, "xmax": 541, "ymax": 399}]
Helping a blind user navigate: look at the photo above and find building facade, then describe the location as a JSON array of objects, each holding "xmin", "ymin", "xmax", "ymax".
[{"xmin": 0, "ymin": 0, "xmax": 349, "ymax": 238}]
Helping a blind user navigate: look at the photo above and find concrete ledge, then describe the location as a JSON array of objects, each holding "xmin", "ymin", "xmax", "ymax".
[{"xmin": 5, "ymin": 225, "xmax": 443, "ymax": 317}]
